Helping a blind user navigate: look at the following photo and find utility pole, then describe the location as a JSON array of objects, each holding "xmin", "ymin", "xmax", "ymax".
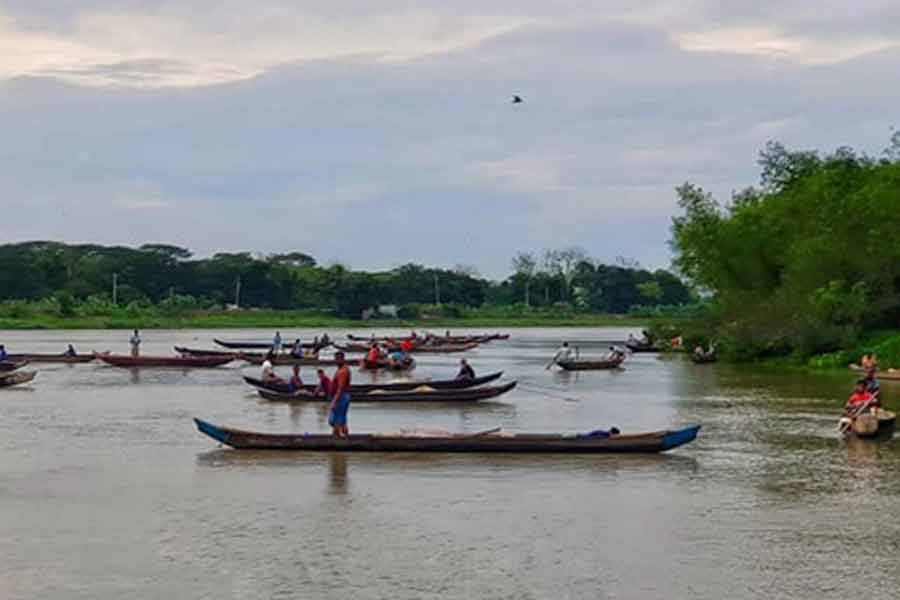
[
  {"xmin": 433, "ymin": 274, "xmax": 440, "ymax": 306},
  {"xmin": 234, "ymin": 276, "xmax": 241, "ymax": 308},
  {"xmin": 112, "ymin": 273, "xmax": 118, "ymax": 306}
]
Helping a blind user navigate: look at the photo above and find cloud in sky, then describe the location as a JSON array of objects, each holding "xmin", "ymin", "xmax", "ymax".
[{"xmin": 1, "ymin": 1, "xmax": 899, "ymax": 277}]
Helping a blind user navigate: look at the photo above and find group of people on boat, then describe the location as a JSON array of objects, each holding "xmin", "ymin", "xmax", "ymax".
[
  {"xmin": 366, "ymin": 342, "xmax": 413, "ymax": 369},
  {"xmin": 840, "ymin": 364, "xmax": 885, "ymax": 434},
  {"xmin": 261, "ymin": 351, "xmax": 352, "ymax": 437}
]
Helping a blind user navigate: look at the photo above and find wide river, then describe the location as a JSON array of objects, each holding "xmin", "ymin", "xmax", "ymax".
[{"xmin": 1, "ymin": 327, "xmax": 898, "ymax": 599}]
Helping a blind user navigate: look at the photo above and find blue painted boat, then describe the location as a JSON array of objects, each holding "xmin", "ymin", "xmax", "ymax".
[{"xmin": 194, "ymin": 419, "xmax": 700, "ymax": 454}]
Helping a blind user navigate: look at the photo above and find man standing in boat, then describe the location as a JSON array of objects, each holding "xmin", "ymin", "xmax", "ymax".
[
  {"xmin": 547, "ymin": 341, "xmax": 576, "ymax": 368},
  {"xmin": 329, "ymin": 351, "xmax": 352, "ymax": 438},
  {"xmin": 129, "ymin": 329, "xmax": 141, "ymax": 357}
]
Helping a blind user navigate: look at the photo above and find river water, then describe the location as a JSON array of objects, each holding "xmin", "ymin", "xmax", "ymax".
[{"xmin": 0, "ymin": 327, "xmax": 898, "ymax": 599}]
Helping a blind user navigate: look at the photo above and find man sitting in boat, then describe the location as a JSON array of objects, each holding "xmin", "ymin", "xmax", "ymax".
[
  {"xmin": 0, "ymin": 345, "xmax": 7, "ymax": 361},
  {"xmin": 551, "ymin": 341, "xmax": 575, "ymax": 365},
  {"xmin": 401, "ymin": 337, "xmax": 416, "ymax": 353},
  {"xmin": 261, "ymin": 360, "xmax": 281, "ymax": 383},
  {"xmin": 844, "ymin": 380, "xmax": 875, "ymax": 416},
  {"xmin": 288, "ymin": 365, "xmax": 303, "ymax": 392},
  {"xmin": 64, "ymin": 344, "xmax": 77, "ymax": 357},
  {"xmin": 388, "ymin": 348, "xmax": 409, "ymax": 369},
  {"xmin": 366, "ymin": 344, "xmax": 383, "ymax": 365},
  {"xmin": 290, "ymin": 339, "xmax": 304, "ymax": 358},
  {"xmin": 457, "ymin": 358, "xmax": 475, "ymax": 380},
  {"xmin": 314, "ymin": 368, "xmax": 332, "ymax": 399}
]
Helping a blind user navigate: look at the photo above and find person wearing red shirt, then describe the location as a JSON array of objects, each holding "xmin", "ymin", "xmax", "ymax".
[
  {"xmin": 401, "ymin": 338, "xmax": 415, "ymax": 353},
  {"xmin": 329, "ymin": 352, "xmax": 352, "ymax": 438}
]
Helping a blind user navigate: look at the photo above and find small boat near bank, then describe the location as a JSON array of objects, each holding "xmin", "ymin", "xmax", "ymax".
[
  {"xmin": 256, "ymin": 381, "xmax": 518, "ymax": 403},
  {"xmin": 243, "ymin": 371, "xmax": 504, "ymax": 395},
  {"xmin": 95, "ymin": 353, "xmax": 234, "ymax": 368},
  {"xmin": 4, "ymin": 353, "xmax": 95, "ymax": 364},
  {"xmin": 335, "ymin": 342, "xmax": 477, "ymax": 354},
  {"xmin": 194, "ymin": 419, "xmax": 701, "ymax": 453},
  {"xmin": 0, "ymin": 360, "xmax": 29, "ymax": 372},
  {"xmin": 0, "ymin": 370, "xmax": 37, "ymax": 388},
  {"xmin": 625, "ymin": 341, "xmax": 660, "ymax": 353},
  {"xmin": 556, "ymin": 357, "xmax": 624, "ymax": 371}
]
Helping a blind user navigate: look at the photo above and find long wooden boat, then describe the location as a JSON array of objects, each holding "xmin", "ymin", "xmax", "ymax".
[
  {"xmin": 0, "ymin": 360, "xmax": 29, "ymax": 372},
  {"xmin": 361, "ymin": 357, "xmax": 416, "ymax": 371},
  {"xmin": 336, "ymin": 342, "xmax": 477, "ymax": 354},
  {"xmin": 175, "ymin": 346, "xmax": 241, "ymax": 358},
  {"xmin": 214, "ymin": 338, "xmax": 324, "ymax": 350},
  {"xmin": 557, "ymin": 357, "xmax": 624, "ymax": 371},
  {"xmin": 849, "ymin": 365, "xmax": 900, "ymax": 381},
  {"xmin": 625, "ymin": 341, "xmax": 660, "ymax": 353},
  {"xmin": 194, "ymin": 418, "xmax": 701, "ymax": 453},
  {"xmin": 94, "ymin": 353, "xmax": 234, "ymax": 368},
  {"xmin": 243, "ymin": 371, "xmax": 504, "ymax": 394},
  {"xmin": 257, "ymin": 381, "xmax": 518, "ymax": 403},
  {"xmin": 5, "ymin": 353, "xmax": 95, "ymax": 364},
  {"xmin": 0, "ymin": 370, "xmax": 37, "ymax": 388},
  {"xmin": 241, "ymin": 354, "xmax": 361, "ymax": 367},
  {"xmin": 347, "ymin": 333, "xmax": 507, "ymax": 344}
]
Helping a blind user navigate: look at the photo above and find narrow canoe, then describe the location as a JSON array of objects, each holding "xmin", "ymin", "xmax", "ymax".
[
  {"xmin": 240, "ymin": 354, "xmax": 361, "ymax": 367},
  {"xmin": 243, "ymin": 371, "xmax": 504, "ymax": 394},
  {"xmin": 335, "ymin": 343, "xmax": 476, "ymax": 354},
  {"xmin": 347, "ymin": 333, "xmax": 507, "ymax": 344},
  {"xmin": 0, "ymin": 370, "xmax": 37, "ymax": 388},
  {"xmin": 691, "ymin": 354, "xmax": 717, "ymax": 364},
  {"xmin": 175, "ymin": 346, "xmax": 242, "ymax": 358},
  {"xmin": 214, "ymin": 339, "xmax": 324, "ymax": 350},
  {"xmin": 557, "ymin": 357, "xmax": 624, "ymax": 371},
  {"xmin": 95, "ymin": 353, "xmax": 234, "ymax": 368},
  {"xmin": 361, "ymin": 357, "xmax": 416, "ymax": 371},
  {"xmin": 625, "ymin": 342, "xmax": 660, "ymax": 353},
  {"xmin": 0, "ymin": 360, "xmax": 29, "ymax": 372},
  {"xmin": 194, "ymin": 418, "xmax": 701, "ymax": 453},
  {"xmin": 5, "ymin": 353, "xmax": 95, "ymax": 364},
  {"xmin": 258, "ymin": 381, "xmax": 517, "ymax": 403},
  {"xmin": 849, "ymin": 365, "xmax": 900, "ymax": 381}
]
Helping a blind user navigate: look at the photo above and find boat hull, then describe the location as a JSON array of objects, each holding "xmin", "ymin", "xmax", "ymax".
[
  {"xmin": 194, "ymin": 419, "xmax": 701, "ymax": 453},
  {"xmin": 0, "ymin": 370, "xmax": 37, "ymax": 388},
  {"xmin": 257, "ymin": 381, "xmax": 517, "ymax": 403},
  {"xmin": 557, "ymin": 358, "xmax": 624, "ymax": 371},
  {"xmin": 0, "ymin": 360, "xmax": 29, "ymax": 372},
  {"xmin": 243, "ymin": 371, "xmax": 504, "ymax": 394},
  {"xmin": 5, "ymin": 353, "xmax": 95, "ymax": 364},
  {"xmin": 95, "ymin": 353, "xmax": 234, "ymax": 368}
]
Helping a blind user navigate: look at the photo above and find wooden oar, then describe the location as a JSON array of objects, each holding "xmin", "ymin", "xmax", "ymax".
[{"xmin": 466, "ymin": 427, "xmax": 502, "ymax": 438}]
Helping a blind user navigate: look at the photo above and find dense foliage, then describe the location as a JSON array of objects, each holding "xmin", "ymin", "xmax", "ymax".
[
  {"xmin": 670, "ymin": 137, "xmax": 900, "ymax": 359},
  {"xmin": 0, "ymin": 242, "xmax": 690, "ymax": 319}
]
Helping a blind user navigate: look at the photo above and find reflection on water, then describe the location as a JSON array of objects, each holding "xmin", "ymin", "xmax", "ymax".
[{"xmin": 2, "ymin": 327, "xmax": 900, "ymax": 599}]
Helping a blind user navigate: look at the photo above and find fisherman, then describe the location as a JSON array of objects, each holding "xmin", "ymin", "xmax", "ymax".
[
  {"xmin": 64, "ymin": 344, "xmax": 77, "ymax": 357},
  {"xmin": 457, "ymin": 358, "xmax": 475, "ymax": 380},
  {"xmin": 288, "ymin": 364, "xmax": 303, "ymax": 392},
  {"xmin": 547, "ymin": 341, "xmax": 575, "ymax": 368},
  {"xmin": 129, "ymin": 329, "xmax": 141, "ymax": 357},
  {"xmin": 401, "ymin": 337, "xmax": 415, "ymax": 353},
  {"xmin": 314, "ymin": 368, "xmax": 332, "ymax": 399},
  {"xmin": 261, "ymin": 359, "xmax": 277, "ymax": 381},
  {"xmin": 388, "ymin": 347, "xmax": 408, "ymax": 369},
  {"xmin": 320, "ymin": 333, "xmax": 331, "ymax": 346},
  {"xmin": 329, "ymin": 352, "xmax": 352, "ymax": 437},
  {"xmin": 272, "ymin": 331, "xmax": 283, "ymax": 353},
  {"xmin": 607, "ymin": 346, "xmax": 626, "ymax": 361},
  {"xmin": 366, "ymin": 344, "xmax": 382, "ymax": 365},
  {"xmin": 863, "ymin": 368, "xmax": 881, "ymax": 406},
  {"xmin": 845, "ymin": 379, "xmax": 874, "ymax": 416},
  {"xmin": 0, "ymin": 344, "xmax": 7, "ymax": 361},
  {"xmin": 290, "ymin": 338, "xmax": 304, "ymax": 358}
]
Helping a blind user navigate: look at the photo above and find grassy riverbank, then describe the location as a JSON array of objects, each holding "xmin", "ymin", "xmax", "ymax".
[{"xmin": 0, "ymin": 309, "xmax": 654, "ymax": 331}]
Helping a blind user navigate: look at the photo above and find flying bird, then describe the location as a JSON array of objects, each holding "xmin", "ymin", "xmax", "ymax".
[{"xmin": 511, "ymin": 95, "xmax": 523, "ymax": 104}]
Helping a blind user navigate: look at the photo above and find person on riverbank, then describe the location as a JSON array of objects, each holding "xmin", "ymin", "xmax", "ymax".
[
  {"xmin": 129, "ymin": 330, "xmax": 141, "ymax": 357},
  {"xmin": 547, "ymin": 341, "xmax": 575, "ymax": 368},
  {"xmin": 457, "ymin": 358, "xmax": 475, "ymax": 380},
  {"xmin": 329, "ymin": 352, "xmax": 352, "ymax": 437}
]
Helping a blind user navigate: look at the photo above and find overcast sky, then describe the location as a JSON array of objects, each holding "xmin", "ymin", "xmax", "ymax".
[{"xmin": 2, "ymin": 1, "xmax": 898, "ymax": 278}]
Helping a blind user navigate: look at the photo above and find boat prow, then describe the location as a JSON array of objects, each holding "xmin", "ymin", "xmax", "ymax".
[{"xmin": 661, "ymin": 424, "xmax": 702, "ymax": 451}]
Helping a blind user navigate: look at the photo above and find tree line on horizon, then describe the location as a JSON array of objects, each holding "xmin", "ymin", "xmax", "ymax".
[{"xmin": 0, "ymin": 241, "xmax": 691, "ymax": 318}]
